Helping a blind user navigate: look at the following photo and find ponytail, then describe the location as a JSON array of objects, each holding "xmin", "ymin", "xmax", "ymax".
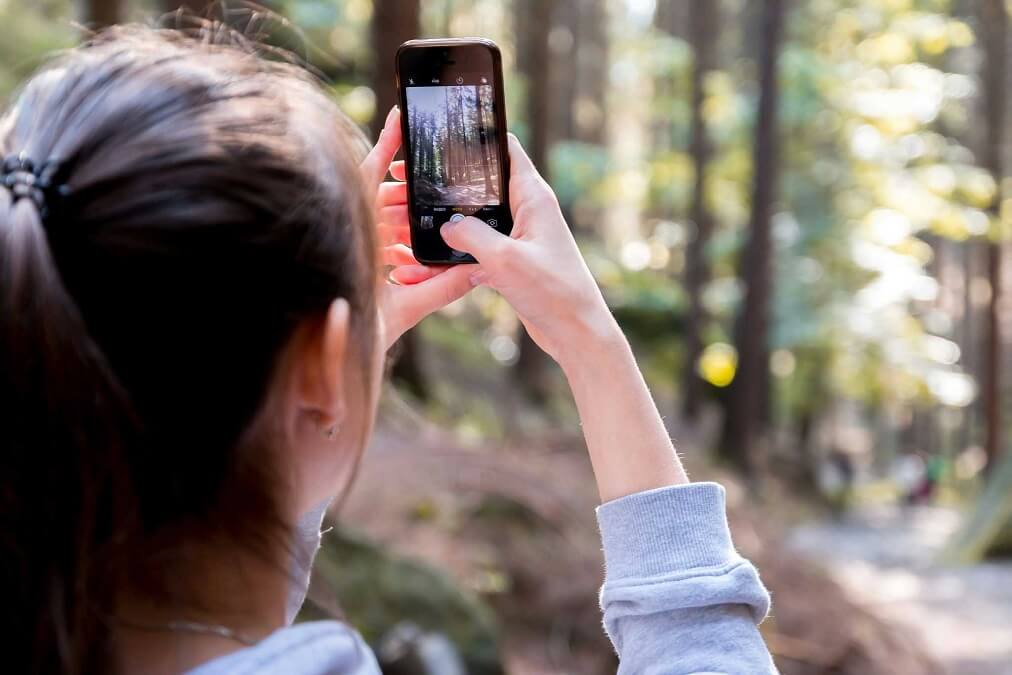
[
  {"xmin": 0, "ymin": 185, "xmax": 138, "ymax": 673},
  {"xmin": 0, "ymin": 25, "xmax": 382, "ymax": 674}
]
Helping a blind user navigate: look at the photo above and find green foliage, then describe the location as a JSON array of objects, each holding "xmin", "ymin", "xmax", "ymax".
[
  {"xmin": 0, "ymin": 2, "xmax": 75, "ymax": 101},
  {"xmin": 548, "ymin": 140, "xmax": 611, "ymax": 209}
]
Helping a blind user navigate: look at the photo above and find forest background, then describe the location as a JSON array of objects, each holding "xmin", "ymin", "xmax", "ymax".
[{"xmin": 6, "ymin": 1, "xmax": 1012, "ymax": 673}]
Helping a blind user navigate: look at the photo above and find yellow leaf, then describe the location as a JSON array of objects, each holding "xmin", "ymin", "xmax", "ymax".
[{"xmin": 698, "ymin": 343, "xmax": 738, "ymax": 388}]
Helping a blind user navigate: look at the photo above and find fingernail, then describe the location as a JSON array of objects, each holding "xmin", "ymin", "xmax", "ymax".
[{"xmin": 386, "ymin": 106, "xmax": 399, "ymax": 125}]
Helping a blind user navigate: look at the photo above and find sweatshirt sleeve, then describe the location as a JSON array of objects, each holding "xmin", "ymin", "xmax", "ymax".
[{"xmin": 596, "ymin": 482, "xmax": 777, "ymax": 674}]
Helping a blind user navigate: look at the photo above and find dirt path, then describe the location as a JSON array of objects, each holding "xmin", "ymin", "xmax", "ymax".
[{"xmin": 787, "ymin": 505, "xmax": 1012, "ymax": 675}]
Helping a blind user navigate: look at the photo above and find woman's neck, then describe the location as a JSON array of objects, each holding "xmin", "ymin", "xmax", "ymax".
[{"xmin": 112, "ymin": 541, "xmax": 290, "ymax": 675}]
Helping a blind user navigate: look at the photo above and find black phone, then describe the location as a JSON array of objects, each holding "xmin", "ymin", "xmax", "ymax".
[{"xmin": 396, "ymin": 38, "xmax": 512, "ymax": 265}]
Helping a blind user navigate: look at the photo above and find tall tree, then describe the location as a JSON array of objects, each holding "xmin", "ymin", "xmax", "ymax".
[
  {"xmin": 652, "ymin": 1, "xmax": 687, "ymax": 152},
  {"xmin": 720, "ymin": 0, "xmax": 786, "ymax": 476},
  {"xmin": 80, "ymin": 0, "xmax": 122, "ymax": 28},
  {"xmin": 575, "ymin": 0, "xmax": 608, "ymax": 147},
  {"xmin": 371, "ymin": 0, "xmax": 427, "ymax": 399},
  {"xmin": 680, "ymin": 0, "xmax": 720, "ymax": 420},
  {"xmin": 371, "ymin": 0, "xmax": 419, "ymax": 144},
  {"xmin": 552, "ymin": 0, "xmax": 607, "ymax": 230},
  {"xmin": 551, "ymin": 0, "xmax": 581, "ymax": 143},
  {"xmin": 513, "ymin": 0, "xmax": 556, "ymax": 402},
  {"xmin": 980, "ymin": 0, "xmax": 1008, "ymax": 471},
  {"xmin": 653, "ymin": 0, "xmax": 690, "ymax": 41},
  {"xmin": 476, "ymin": 87, "xmax": 495, "ymax": 194}
]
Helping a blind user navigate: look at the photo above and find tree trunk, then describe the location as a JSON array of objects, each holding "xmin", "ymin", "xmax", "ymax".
[
  {"xmin": 551, "ymin": 0, "xmax": 580, "ymax": 144},
  {"xmin": 513, "ymin": 0, "xmax": 556, "ymax": 403},
  {"xmin": 544, "ymin": 0, "xmax": 606, "ymax": 235},
  {"xmin": 651, "ymin": 1, "xmax": 684, "ymax": 157},
  {"xmin": 980, "ymin": 0, "xmax": 1007, "ymax": 472},
  {"xmin": 515, "ymin": 0, "xmax": 553, "ymax": 175},
  {"xmin": 372, "ymin": 0, "xmax": 427, "ymax": 400},
  {"xmin": 653, "ymin": 0, "xmax": 690, "ymax": 41},
  {"xmin": 477, "ymin": 87, "xmax": 494, "ymax": 194},
  {"xmin": 80, "ymin": 0, "xmax": 122, "ymax": 28},
  {"xmin": 942, "ymin": 449, "xmax": 1012, "ymax": 563},
  {"xmin": 719, "ymin": 0, "xmax": 786, "ymax": 477},
  {"xmin": 576, "ymin": 0, "xmax": 608, "ymax": 147},
  {"xmin": 942, "ymin": 1, "xmax": 1012, "ymax": 554},
  {"xmin": 371, "ymin": 0, "xmax": 420, "ymax": 143},
  {"xmin": 444, "ymin": 88, "xmax": 454, "ymax": 185},
  {"xmin": 680, "ymin": 0, "xmax": 720, "ymax": 421}
]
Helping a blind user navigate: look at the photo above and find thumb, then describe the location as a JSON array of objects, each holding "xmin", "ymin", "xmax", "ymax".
[{"xmin": 440, "ymin": 217, "xmax": 513, "ymax": 262}]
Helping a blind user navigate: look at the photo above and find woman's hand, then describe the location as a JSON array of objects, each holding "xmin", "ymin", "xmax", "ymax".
[
  {"xmin": 360, "ymin": 107, "xmax": 476, "ymax": 351},
  {"xmin": 438, "ymin": 135, "xmax": 623, "ymax": 369},
  {"xmin": 439, "ymin": 134, "xmax": 687, "ymax": 502}
]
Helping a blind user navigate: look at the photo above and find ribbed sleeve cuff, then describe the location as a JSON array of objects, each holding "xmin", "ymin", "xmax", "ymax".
[{"xmin": 596, "ymin": 482, "xmax": 739, "ymax": 580}]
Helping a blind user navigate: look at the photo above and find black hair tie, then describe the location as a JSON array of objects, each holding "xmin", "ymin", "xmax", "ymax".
[{"xmin": 2, "ymin": 152, "xmax": 69, "ymax": 222}]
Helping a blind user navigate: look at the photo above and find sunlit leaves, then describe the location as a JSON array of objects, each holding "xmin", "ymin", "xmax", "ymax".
[
  {"xmin": 758, "ymin": 0, "xmax": 990, "ymax": 414},
  {"xmin": 857, "ymin": 32, "xmax": 915, "ymax": 64},
  {"xmin": 549, "ymin": 141, "xmax": 612, "ymax": 211},
  {"xmin": 698, "ymin": 342, "xmax": 737, "ymax": 387}
]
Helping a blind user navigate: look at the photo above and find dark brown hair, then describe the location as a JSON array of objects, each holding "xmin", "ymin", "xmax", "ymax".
[{"xmin": 0, "ymin": 25, "xmax": 378, "ymax": 674}]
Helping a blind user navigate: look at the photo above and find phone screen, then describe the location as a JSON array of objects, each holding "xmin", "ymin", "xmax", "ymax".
[{"xmin": 398, "ymin": 41, "xmax": 512, "ymax": 264}]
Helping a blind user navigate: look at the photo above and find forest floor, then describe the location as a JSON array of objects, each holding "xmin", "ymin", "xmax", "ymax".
[
  {"xmin": 787, "ymin": 505, "xmax": 1012, "ymax": 675},
  {"xmin": 336, "ymin": 397, "xmax": 955, "ymax": 674},
  {"xmin": 415, "ymin": 176, "xmax": 500, "ymax": 205}
]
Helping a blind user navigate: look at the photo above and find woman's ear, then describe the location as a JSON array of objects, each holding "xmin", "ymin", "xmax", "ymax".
[{"xmin": 297, "ymin": 298, "xmax": 351, "ymax": 430}]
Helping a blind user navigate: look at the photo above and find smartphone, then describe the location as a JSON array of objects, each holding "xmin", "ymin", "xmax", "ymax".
[{"xmin": 396, "ymin": 38, "xmax": 512, "ymax": 265}]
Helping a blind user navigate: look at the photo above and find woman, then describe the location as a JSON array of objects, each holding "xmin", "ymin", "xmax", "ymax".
[{"xmin": 0, "ymin": 26, "xmax": 775, "ymax": 674}]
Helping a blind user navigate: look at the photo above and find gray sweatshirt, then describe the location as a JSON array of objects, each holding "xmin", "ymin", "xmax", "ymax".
[{"xmin": 188, "ymin": 482, "xmax": 776, "ymax": 674}]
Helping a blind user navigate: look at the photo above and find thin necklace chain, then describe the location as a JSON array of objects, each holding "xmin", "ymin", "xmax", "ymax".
[{"xmin": 116, "ymin": 617, "xmax": 258, "ymax": 647}]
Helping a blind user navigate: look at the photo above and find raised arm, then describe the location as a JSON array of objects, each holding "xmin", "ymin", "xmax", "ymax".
[{"xmin": 434, "ymin": 134, "xmax": 777, "ymax": 673}]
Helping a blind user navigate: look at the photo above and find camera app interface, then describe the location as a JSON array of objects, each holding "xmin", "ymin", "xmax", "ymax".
[
  {"xmin": 402, "ymin": 61, "xmax": 510, "ymax": 263},
  {"xmin": 406, "ymin": 79, "xmax": 502, "ymax": 208}
]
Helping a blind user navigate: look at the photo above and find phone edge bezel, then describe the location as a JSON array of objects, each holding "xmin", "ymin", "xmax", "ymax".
[{"xmin": 395, "ymin": 38, "xmax": 511, "ymax": 266}]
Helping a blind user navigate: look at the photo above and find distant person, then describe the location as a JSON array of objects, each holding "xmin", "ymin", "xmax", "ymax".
[
  {"xmin": 0, "ymin": 26, "xmax": 774, "ymax": 674},
  {"xmin": 821, "ymin": 447, "xmax": 856, "ymax": 515},
  {"xmin": 894, "ymin": 451, "xmax": 940, "ymax": 506},
  {"xmin": 911, "ymin": 453, "xmax": 945, "ymax": 505},
  {"xmin": 894, "ymin": 451, "xmax": 927, "ymax": 505}
]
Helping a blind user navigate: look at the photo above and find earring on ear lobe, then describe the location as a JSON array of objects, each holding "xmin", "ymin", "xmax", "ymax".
[{"xmin": 322, "ymin": 422, "xmax": 339, "ymax": 441}]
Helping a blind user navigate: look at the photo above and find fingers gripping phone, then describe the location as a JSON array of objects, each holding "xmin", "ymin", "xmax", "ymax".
[{"xmin": 396, "ymin": 38, "xmax": 513, "ymax": 264}]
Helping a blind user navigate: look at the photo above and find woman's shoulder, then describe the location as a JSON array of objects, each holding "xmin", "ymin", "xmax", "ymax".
[{"xmin": 186, "ymin": 621, "xmax": 381, "ymax": 675}]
